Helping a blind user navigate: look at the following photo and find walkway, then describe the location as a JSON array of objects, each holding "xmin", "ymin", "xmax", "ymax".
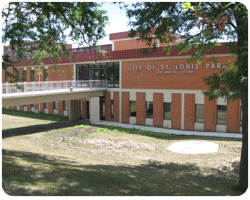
[
  {"xmin": 2, "ymin": 80, "xmax": 107, "ymax": 107},
  {"xmin": 95, "ymin": 121, "xmax": 242, "ymax": 139}
]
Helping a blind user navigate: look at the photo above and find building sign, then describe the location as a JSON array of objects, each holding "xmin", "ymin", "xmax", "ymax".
[{"xmin": 128, "ymin": 63, "xmax": 228, "ymax": 74}]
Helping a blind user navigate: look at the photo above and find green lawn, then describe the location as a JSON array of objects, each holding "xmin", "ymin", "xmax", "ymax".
[{"xmin": 2, "ymin": 110, "xmax": 243, "ymax": 196}]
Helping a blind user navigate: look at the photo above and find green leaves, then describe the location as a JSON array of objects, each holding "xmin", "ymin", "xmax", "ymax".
[{"xmin": 182, "ymin": 2, "xmax": 194, "ymax": 11}]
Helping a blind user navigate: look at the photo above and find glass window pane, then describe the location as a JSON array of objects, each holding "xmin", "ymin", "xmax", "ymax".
[
  {"xmin": 146, "ymin": 102, "xmax": 153, "ymax": 118},
  {"xmin": 45, "ymin": 69, "xmax": 48, "ymax": 81},
  {"xmin": 31, "ymin": 70, "xmax": 34, "ymax": 81},
  {"xmin": 111, "ymin": 100, "xmax": 114, "ymax": 119},
  {"xmin": 164, "ymin": 103, "xmax": 171, "ymax": 120},
  {"xmin": 54, "ymin": 101, "xmax": 58, "ymax": 109},
  {"xmin": 130, "ymin": 101, "xmax": 136, "ymax": 117},
  {"xmin": 217, "ymin": 105, "xmax": 227, "ymax": 124},
  {"xmin": 195, "ymin": 104, "xmax": 204, "ymax": 123}
]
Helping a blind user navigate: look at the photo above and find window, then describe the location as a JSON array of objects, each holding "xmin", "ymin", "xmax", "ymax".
[
  {"xmin": 164, "ymin": 103, "xmax": 172, "ymax": 120},
  {"xmin": 44, "ymin": 102, "xmax": 48, "ymax": 108},
  {"xmin": 75, "ymin": 62, "xmax": 120, "ymax": 88},
  {"xmin": 31, "ymin": 69, "xmax": 35, "ymax": 81},
  {"xmin": 100, "ymin": 97, "xmax": 105, "ymax": 120},
  {"xmin": 146, "ymin": 102, "xmax": 153, "ymax": 118},
  {"xmin": 63, "ymin": 100, "xmax": 68, "ymax": 111},
  {"xmin": 23, "ymin": 70, "xmax": 27, "ymax": 81},
  {"xmin": 111, "ymin": 100, "xmax": 114, "ymax": 119},
  {"xmin": 217, "ymin": 105, "xmax": 227, "ymax": 124},
  {"xmin": 54, "ymin": 101, "xmax": 58, "ymax": 110},
  {"xmin": 130, "ymin": 101, "xmax": 136, "ymax": 117},
  {"xmin": 15, "ymin": 69, "xmax": 19, "ymax": 81},
  {"xmin": 44, "ymin": 69, "xmax": 48, "ymax": 81},
  {"xmin": 195, "ymin": 104, "xmax": 204, "ymax": 123}
]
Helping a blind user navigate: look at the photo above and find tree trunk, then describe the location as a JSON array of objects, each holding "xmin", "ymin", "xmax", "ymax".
[
  {"xmin": 238, "ymin": 93, "xmax": 248, "ymax": 192},
  {"xmin": 235, "ymin": 3, "xmax": 248, "ymax": 191}
]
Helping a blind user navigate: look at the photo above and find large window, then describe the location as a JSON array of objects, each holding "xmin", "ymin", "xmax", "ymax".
[
  {"xmin": 217, "ymin": 105, "xmax": 227, "ymax": 124},
  {"xmin": 130, "ymin": 101, "xmax": 136, "ymax": 117},
  {"xmin": 146, "ymin": 102, "xmax": 153, "ymax": 119},
  {"xmin": 164, "ymin": 103, "xmax": 171, "ymax": 120},
  {"xmin": 76, "ymin": 62, "xmax": 119, "ymax": 88},
  {"xmin": 195, "ymin": 104, "xmax": 204, "ymax": 123}
]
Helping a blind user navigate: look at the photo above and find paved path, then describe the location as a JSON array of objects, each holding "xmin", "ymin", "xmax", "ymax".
[{"xmin": 95, "ymin": 121, "xmax": 242, "ymax": 139}]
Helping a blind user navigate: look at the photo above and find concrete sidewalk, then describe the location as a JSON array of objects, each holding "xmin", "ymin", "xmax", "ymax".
[{"xmin": 94, "ymin": 121, "xmax": 242, "ymax": 139}]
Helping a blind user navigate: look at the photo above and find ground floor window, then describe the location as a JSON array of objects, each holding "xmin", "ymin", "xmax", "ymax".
[
  {"xmin": 146, "ymin": 102, "xmax": 153, "ymax": 118},
  {"xmin": 195, "ymin": 104, "xmax": 204, "ymax": 123},
  {"xmin": 54, "ymin": 101, "xmax": 58, "ymax": 110},
  {"xmin": 111, "ymin": 100, "xmax": 114, "ymax": 119},
  {"xmin": 217, "ymin": 105, "xmax": 227, "ymax": 124},
  {"xmin": 100, "ymin": 97, "xmax": 105, "ymax": 120},
  {"xmin": 164, "ymin": 102, "xmax": 171, "ymax": 120},
  {"xmin": 130, "ymin": 101, "xmax": 136, "ymax": 117},
  {"xmin": 63, "ymin": 100, "xmax": 68, "ymax": 111}
]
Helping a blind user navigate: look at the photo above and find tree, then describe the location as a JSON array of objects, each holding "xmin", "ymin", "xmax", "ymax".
[
  {"xmin": 2, "ymin": 2, "xmax": 109, "ymax": 82},
  {"xmin": 126, "ymin": 2, "xmax": 247, "ymax": 192}
]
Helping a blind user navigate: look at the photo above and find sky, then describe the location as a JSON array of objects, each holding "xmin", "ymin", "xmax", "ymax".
[{"xmin": 69, "ymin": 2, "xmax": 133, "ymax": 48}]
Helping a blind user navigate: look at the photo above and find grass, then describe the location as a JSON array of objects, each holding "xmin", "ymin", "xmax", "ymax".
[
  {"xmin": 2, "ymin": 110, "xmax": 244, "ymax": 196},
  {"xmin": 2, "ymin": 109, "xmax": 68, "ymax": 130}
]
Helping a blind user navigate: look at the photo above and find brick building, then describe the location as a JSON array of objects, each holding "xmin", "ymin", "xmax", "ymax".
[{"xmin": 2, "ymin": 29, "xmax": 242, "ymax": 133}]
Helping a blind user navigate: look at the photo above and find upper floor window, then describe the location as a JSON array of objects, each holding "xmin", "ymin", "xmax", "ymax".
[
  {"xmin": 44, "ymin": 69, "xmax": 49, "ymax": 81},
  {"xmin": 31, "ymin": 69, "xmax": 35, "ymax": 81}
]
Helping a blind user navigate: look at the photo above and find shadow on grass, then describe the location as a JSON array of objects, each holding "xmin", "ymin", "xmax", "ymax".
[
  {"xmin": 2, "ymin": 109, "xmax": 68, "ymax": 121},
  {"xmin": 2, "ymin": 120, "xmax": 89, "ymax": 139},
  {"xmin": 2, "ymin": 149, "xmax": 242, "ymax": 196}
]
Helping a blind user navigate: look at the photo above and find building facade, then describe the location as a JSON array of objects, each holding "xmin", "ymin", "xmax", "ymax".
[{"xmin": 2, "ymin": 29, "xmax": 242, "ymax": 133}]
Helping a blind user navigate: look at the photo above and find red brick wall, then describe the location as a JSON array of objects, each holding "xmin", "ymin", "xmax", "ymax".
[
  {"xmin": 2, "ymin": 69, "xmax": 6, "ymax": 83},
  {"xmin": 122, "ymin": 56, "xmax": 236, "ymax": 90},
  {"xmin": 227, "ymin": 99, "xmax": 241, "ymax": 133},
  {"xmin": 48, "ymin": 64, "xmax": 74, "ymax": 81},
  {"xmin": 40, "ymin": 103, "xmax": 45, "ymax": 113},
  {"xmin": 48, "ymin": 102, "xmax": 54, "ymax": 114},
  {"xmin": 171, "ymin": 93, "xmax": 182, "ymax": 129},
  {"xmin": 184, "ymin": 94, "xmax": 195, "ymax": 131},
  {"xmin": 26, "ymin": 68, "xmax": 31, "ymax": 82},
  {"xmin": 58, "ymin": 101, "xmax": 64, "ymax": 116},
  {"xmin": 112, "ymin": 91, "xmax": 120, "ymax": 122},
  {"xmin": 27, "ymin": 104, "xmax": 32, "ymax": 112},
  {"xmin": 105, "ymin": 91, "xmax": 111, "ymax": 121},
  {"xmin": 82, "ymin": 101, "xmax": 88, "ymax": 118},
  {"xmin": 153, "ymin": 93, "xmax": 163, "ymax": 127},
  {"xmin": 204, "ymin": 96, "xmax": 217, "ymax": 132},
  {"xmin": 136, "ymin": 92, "xmax": 146, "ymax": 125},
  {"xmin": 121, "ymin": 92, "xmax": 130, "ymax": 124},
  {"xmin": 114, "ymin": 38, "xmax": 156, "ymax": 51}
]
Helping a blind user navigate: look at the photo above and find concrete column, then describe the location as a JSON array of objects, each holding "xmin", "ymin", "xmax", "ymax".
[
  {"xmin": 89, "ymin": 97, "xmax": 100, "ymax": 124},
  {"xmin": 69, "ymin": 100, "xmax": 79, "ymax": 121}
]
